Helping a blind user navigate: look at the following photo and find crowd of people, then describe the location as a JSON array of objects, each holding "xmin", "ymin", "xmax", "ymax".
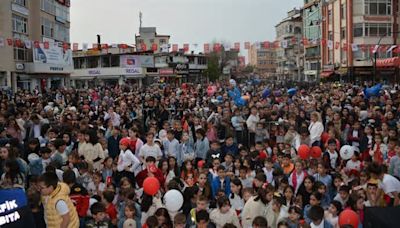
[{"xmin": 0, "ymin": 79, "xmax": 400, "ymax": 228}]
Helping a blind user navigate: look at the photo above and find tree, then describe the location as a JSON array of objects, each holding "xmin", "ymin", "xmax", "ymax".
[{"xmin": 203, "ymin": 52, "xmax": 220, "ymax": 82}]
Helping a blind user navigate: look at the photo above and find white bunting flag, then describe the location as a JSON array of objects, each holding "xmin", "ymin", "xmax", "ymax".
[
  {"xmin": 328, "ymin": 40, "xmax": 333, "ymax": 50},
  {"xmin": 372, "ymin": 45, "xmax": 379, "ymax": 54},
  {"xmin": 0, "ymin": 37, "xmax": 4, "ymax": 47},
  {"xmin": 386, "ymin": 45, "xmax": 397, "ymax": 53},
  {"xmin": 255, "ymin": 42, "xmax": 261, "ymax": 49},
  {"xmin": 223, "ymin": 43, "xmax": 231, "ymax": 50},
  {"xmin": 351, "ymin": 43, "xmax": 359, "ymax": 52},
  {"xmin": 82, "ymin": 43, "xmax": 88, "ymax": 51},
  {"xmin": 111, "ymin": 44, "xmax": 118, "ymax": 48},
  {"xmin": 281, "ymin": 40, "xmax": 288, "ymax": 48},
  {"xmin": 24, "ymin": 40, "xmax": 32, "ymax": 49}
]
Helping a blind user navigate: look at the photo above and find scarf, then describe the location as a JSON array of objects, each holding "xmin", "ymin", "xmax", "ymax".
[{"xmin": 292, "ymin": 170, "xmax": 307, "ymax": 191}]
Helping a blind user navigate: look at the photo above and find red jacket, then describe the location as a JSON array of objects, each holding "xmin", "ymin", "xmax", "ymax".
[
  {"xmin": 136, "ymin": 168, "xmax": 165, "ymax": 188},
  {"xmin": 69, "ymin": 184, "xmax": 90, "ymax": 218}
]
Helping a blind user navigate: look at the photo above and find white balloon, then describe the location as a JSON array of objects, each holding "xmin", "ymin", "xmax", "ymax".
[
  {"xmin": 164, "ymin": 189, "xmax": 183, "ymax": 212},
  {"xmin": 340, "ymin": 145, "xmax": 355, "ymax": 160}
]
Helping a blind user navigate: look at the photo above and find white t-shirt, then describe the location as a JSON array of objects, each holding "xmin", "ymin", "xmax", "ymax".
[
  {"xmin": 44, "ymin": 199, "xmax": 69, "ymax": 225},
  {"xmin": 346, "ymin": 160, "xmax": 361, "ymax": 172},
  {"xmin": 139, "ymin": 144, "xmax": 162, "ymax": 160},
  {"xmin": 379, "ymin": 174, "xmax": 400, "ymax": 198}
]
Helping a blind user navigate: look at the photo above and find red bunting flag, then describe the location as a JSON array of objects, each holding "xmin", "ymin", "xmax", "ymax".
[
  {"xmin": 335, "ymin": 42, "xmax": 340, "ymax": 50},
  {"xmin": 244, "ymin": 42, "xmax": 250, "ymax": 50},
  {"xmin": 273, "ymin": 41, "xmax": 280, "ymax": 48},
  {"xmin": 6, "ymin": 39, "xmax": 13, "ymax": 46},
  {"xmin": 101, "ymin": 44, "xmax": 109, "ymax": 50},
  {"xmin": 72, "ymin": 43, "xmax": 78, "ymax": 51},
  {"xmin": 14, "ymin": 39, "xmax": 22, "ymax": 48},
  {"xmin": 152, "ymin": 43, "xmax": 158, "ymax": 51},
  {"xmin": 204, "ymin": 43, "xmax": 210, "ymax": 53},
  {"xmin": 302, "ymin": 38, "xmax": 308, "ymax": 46},
  {"xmin": 263, "ymin": 41, "xmax": 270, "ymax": 49},
  {"xmin": 34, "ymin": 41, "xmax": 40, "ymax": 48},
  {"xmin": 234, "ymin": 42, "xmax": 240, "ymax": 50},
  {"xmin": 320, "ymin": 39, "xmax": 327, "ymax": 46},
  {"xmin": 172, "ymin": 44, "xmax": 178, "ymax": 52},
  {"xmin": 43, "ymin": 41, "xmax": 49, "ymax": 49},
  {"xmin": 291, "ymin": 37, "xmax": 297, "ymax": 45},
  {"xmin": 183, "ymin": 43, "xmax": 189, "ymax": 52},
  {"xmin": 140, "ymin": 43, "xmax": 146, "ymax": 51},
  {"xmin": 213, "ymin": 43, "xmax": 221, "ymax": 52},
  {"xmin": 343, "ymin": 43, "xmax": 348, "ymax": 51}
]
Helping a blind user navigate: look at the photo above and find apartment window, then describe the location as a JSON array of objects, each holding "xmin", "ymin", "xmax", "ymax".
[
  {"xmin": 41, "ymin": 17, "xmax": 54, "ymax": 38},
  {"xmin": 341, "ymin": 28, "xmax": 346, "ymax": 39},
  {"xmin": 340, "ymin": 4, "xmax": 346, "ymax": 19},
  {"xmin": 354, "ymin": 23, "xmax": 363, "ymax": 37},
  {"xmin": 365, "ymin": 0, "xmax": 391, "ymax": 15},
  {"xmin": 12, "ymin": 14, "xmax": 28, "ymax": 34},
  {"xmin": 55, "ymin": 4, "xmax": 70, "ymax": 22},
  {"xmin": 101, "ymin": 56, "xmax": 110, "ymax": 67},
  {"xmin": 41, "ymin": 0, "xmax": 55, "ymax": 15},
  {"xmin": 13, "ymin": 0, "xmax": 26, "ymax": 6},
  {"xmin": 159, "ymin": 39, "xmax": 166, "ymax": 44},
  {"xmin": 149, "ymin": 39, "xmax": 154, "ymax": 43},
  {"xmin": 365, "ymin": 23, "xmax": 391, "ymax": 36},
  {"xmin": 13, "ymin": 33, "xmax": 29, "ymax": 61},
  {"xmin": 54, "ymin": 23, "xmax": 69, "ymax": 42},
  {"xmin": 328, "ymin": 31, "xmax": 333, "ymax": 40},
  {"xmin": 328, "ymin": 10, "xmax": 332, "ymax": 24},
  {"xmin": 111, "ymin": 55, "xmax": 119, "ymax": 67},
  {"xmin": 87, "ymin": 56, "xmax": 99, "ymax": 68},
  {"xmin": 74, "ymin": 58, "xmax": 86, "ymax": 69}
]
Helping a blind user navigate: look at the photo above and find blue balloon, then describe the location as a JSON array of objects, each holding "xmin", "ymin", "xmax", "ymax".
[
  {"xmin": 252, "ymin": 79, "xmax": 261, "ymax": 85},
  {"xmin": 364, "ymin": 84, "xmax": 382, "ymax": 99},
  {"xmin": 217, "ymin": 95, "xmax": 223, "ymax": 101},
  {"xmin": 288, "ymin": 88, "xmax": 297, "ymax": 96},
  {"xmin": 234, "ymin": 97, "xmax": 246, "ymax": 107},
  {"xmin": 262, "ymin": 88, "xmax": 271, "ymax": 99}
]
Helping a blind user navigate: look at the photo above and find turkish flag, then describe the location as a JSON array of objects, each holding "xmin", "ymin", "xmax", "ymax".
[
  {"xmin": 101, "ymin": 44, "xmax": 109, "ymax": 50},
  {"xmin": 14, "ymin": 39, "xmax": 22, "ymax": 48},
  {"xmin": 244, "ymin": 42, "xmax": 250, "ymax": 49},
  {"xmin": 234, "ymin": 42, "xmax": 240, "ymax": 50},
  {"xmin": 263, "ymin": 41, "xmax": 270, "ymax": 49},
  {"xmin": 213, "ymin": 43, "xmax": 221, "ymax": 52},
  {"xmin": 343, "ymin": 43, "xmax": 348, "ymax": 51},
  {"xmin": 44, "ymin": 41, "xmax": 50, "ymax": 49},
  {"xmin": 183, "ymin": 43, "xmax": 189, "ymax": 52},
  {"xmin": 335, "ymin": 42, "xmax": 340, "ymax": 49},
  {"xmin": 204, "ymin": 43, "xmax": 210, "ymax": 53},
  {"xmin": 7, "ymin": 39, "xmax": 13, "ymax": 46},
  {"xmin": 34, "ymin": 41, "xmax": 40, "ymax": 48},
  {"xmin": 320, "ymin": 39, "xmax": 327, "ymax": 46},
  {"xmin": 172, "ymin": 44, "xmax": 178, "ymax": 52},
  {"xmin": 140, "ymin": 43, "xmax": 146, "ymax": 51},
  {"xmin": 152, "ymin": 43, "xmax": 158, "ymax": 51},
  {"xmin": 291, "ymin": 37, "xmax": 297, "ymax": 45},
  {"xmin": 302, "ymin": 38, "xmax": 308, "ymax": 46}
]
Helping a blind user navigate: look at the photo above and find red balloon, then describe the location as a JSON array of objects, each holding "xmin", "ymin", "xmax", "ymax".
[
  {"xmin": 321, "ymin": 132, "xmax": 330, "ymax": 144},
  {"xmin": 310, "ymin": 146, "xmax": 322, "ymax": 158},
  {"xmin": 298, "ymin": 144, "xmax": 310, "ymax": 160},
  {"xmin": 143, "ymin": 177, "xmax": 160, "ymax": 196},
  {"xmin": 339, "ymin": 209, "xmax": 359, "ymax": 228},
  {"xmin": 181, "ymin": 83, "xmax": 187, "ymax": 89}
]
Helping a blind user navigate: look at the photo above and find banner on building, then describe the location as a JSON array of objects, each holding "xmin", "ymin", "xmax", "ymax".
[
  {"xmin": 33, "ymin": 42, "xmax": 72, "ymax": 66},
  {"xmin": 327, "ymin": 40, "xmax": 333, "ymax": 50},
  {"xmin": 120, "ymin": 55, "xmax": 140, "ymax": 68},
  {"xmin": 204, "ymin": 43, "xmax": 210, "ymax": 53},
  {"xmin": 139, "ymin": 55, "xmax": 154, "ymax": 67},
  {"xmin": 0, "ymin": 188, "xmax": 35, "ymax": 228},
  {"xmin": 244, "ymin": 42, "xmax": 250, "ymax": 50},
  {"xmin": 183, "ymin": 43, "xmax": 189, "ymax": 52},
  {"xmin": 351, "ymin": 43, "xmax": 358, "ymax": 52}
]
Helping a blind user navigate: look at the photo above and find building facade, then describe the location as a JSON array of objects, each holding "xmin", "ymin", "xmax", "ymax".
[
  {"xmin": 0, "ymin": 0, "xmax": 72, "ymax": 92},
  {"xmin": 248, "ymin": 43, "xmax": 277, "ymax": 78},
  {"xmin": 135, "ymin": 27, "xmax": 170, "ymax": 53},
  {"xmin": 320, "ymin": 0, "xmax": 400, "ymax": 81},
  {"xmin": 303, "ymin": 0, "xmax": 324, "ymax": 81},
  {"xmin": 275, "ymin": 8, "xmax": 304, "ymax": 81}
]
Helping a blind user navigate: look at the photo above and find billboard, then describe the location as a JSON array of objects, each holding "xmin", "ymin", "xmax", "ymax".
[
  {"xmin": 33, "ymin": 43, "xmax": 72, "ymax": 66},
  {"xmin": 120, "ymin": 55, "xmax": 140, "ymax": 68},
  {"xmin": 139, "ymin": 55, "xmax": 154, "ymax": 67}
]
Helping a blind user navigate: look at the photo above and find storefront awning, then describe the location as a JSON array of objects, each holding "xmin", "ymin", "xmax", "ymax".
[
  {"xmin": 376, "ymin": 57, "xmax": 400, "ymax": 68},
  {"xmin": 320, "ymin": 71, "xmax": 334, "ymax": 78}
]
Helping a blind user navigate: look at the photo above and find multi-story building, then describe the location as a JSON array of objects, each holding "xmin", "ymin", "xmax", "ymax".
[
  {"xmin": 303, "ymin": 0, "xmax": 324, "ymax": 81},
  {"xmin": 0, "ymin": 0, "xmax": 72, "ymax": 91},
  {"xmin": 248, "ymin": 43, "xmax": 277, "ymax": 78},
  {"xmin": 275, "ymin": 8, "xmax": 304, "ymax": 81},
  {"xmin": 135, "ymin": 27, "xmax": 170, "ymax": 53},
  {"xmin": 320, "ymin": 0, "xmax": 400, "ymax": 81},
  {"xmin": 71, "ymin": 46, "xmax": 146, "ymax": 88}
]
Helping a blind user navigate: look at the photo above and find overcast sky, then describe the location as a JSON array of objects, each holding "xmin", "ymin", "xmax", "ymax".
[{"xmin": 71, "ymin": 0, "xmax": 303, "ymax": 52}]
